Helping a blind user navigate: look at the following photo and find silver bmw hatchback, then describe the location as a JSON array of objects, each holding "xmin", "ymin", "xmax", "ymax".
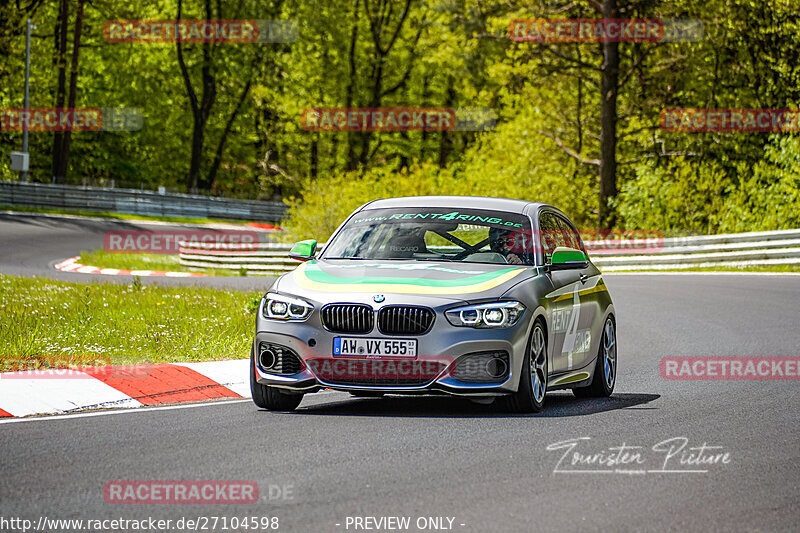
[{"xmin": 251, "ymin": 196, "xmax": 616, "ymax": 412}]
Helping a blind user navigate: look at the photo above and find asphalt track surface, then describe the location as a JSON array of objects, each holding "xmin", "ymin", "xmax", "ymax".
[
  {"xmin": 1, "ymin": 214, "xmax": 799, "ymax": 532},
  {"xmin": 0, "ymin": 212, "xmax": 274, "ymax": 291}
]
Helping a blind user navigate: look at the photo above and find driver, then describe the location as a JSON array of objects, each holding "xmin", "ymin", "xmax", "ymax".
[{"xmin": 489, "ymin": 227, "xmax": 525, "ymax": 264}]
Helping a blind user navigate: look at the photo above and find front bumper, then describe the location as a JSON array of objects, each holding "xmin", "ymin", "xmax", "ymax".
[{"xmin": 253, "ymin": 313, "xmax": 532, "ymax": 397}]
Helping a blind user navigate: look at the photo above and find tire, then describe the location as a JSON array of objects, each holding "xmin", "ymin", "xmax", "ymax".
[
  {"xmin": 573, "ymin": 316, "xmax": 616, "ymax": 398},
  {"xmin": 501, "ymin": 319, "xmax": 548, "ymax": 413},
  {"xmin": 349, "ymin": 391, "xmax": 385, "ymax": 398},
  {"xmin": 250, "ymin": 346, "xmax": 303, "ymax": 411}
]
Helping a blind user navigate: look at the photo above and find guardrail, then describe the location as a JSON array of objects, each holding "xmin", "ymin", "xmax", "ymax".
[
  {"xmin": 0, "ymin": 181, "xmax": 287, "ymax": 222},
  {"xmin": 179, "ymin": 242, "xmax": 306, "ymax": 276},
  {"xmin": 588, "ymin": 229, "xmax": 800, "ymax": 270},
  {"xmin": 178, "ymin": 228, "xmax": 800, "ymax": 275}
]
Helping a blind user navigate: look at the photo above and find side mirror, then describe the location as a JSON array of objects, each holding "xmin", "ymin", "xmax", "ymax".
[
  {"xmin": 289, "ymin": 239, "xmax": 317, "ymax": 261},
  {"xmin": 548, "ymin": 246, "xmax": 588, "ymax": 270}
]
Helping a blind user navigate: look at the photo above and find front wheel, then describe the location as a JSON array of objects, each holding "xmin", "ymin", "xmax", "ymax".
[
  {"xmin": 250, "ymin": 346, "xmax": 303, "ymax": 411},
  {"xmin": 573, "ymin": 316, "xmax": 616, "ymax": 398},
  {"xmin": 502, "ymin": 320, "xmax": 547, "ymax": 413}
]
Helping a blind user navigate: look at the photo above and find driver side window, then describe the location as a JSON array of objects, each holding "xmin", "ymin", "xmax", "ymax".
[{"xmin": 538, "ymin": 212, "xmax": 565, "ymax": 263}]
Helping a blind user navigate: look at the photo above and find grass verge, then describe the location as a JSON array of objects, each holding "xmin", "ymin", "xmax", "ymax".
[
  {"xmin": 78, "ymin": 249, "xmax": 236, "ymax": 276},
  {"xmin": 0, "ymin": 273, "xmax": 262, "ymax": 367}
]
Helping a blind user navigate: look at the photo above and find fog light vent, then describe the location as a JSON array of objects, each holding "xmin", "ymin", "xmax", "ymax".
[
  {"xmin": 451, "ymin": 351, "xmax": 509, "ymax": 383},
  {"xmin": 258, "ymin": 342, "xmax": 302, "ymax": 375}
]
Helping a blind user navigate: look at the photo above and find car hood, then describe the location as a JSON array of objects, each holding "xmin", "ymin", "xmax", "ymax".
[{"xmin": 277, "ymin": 259, "xmax": 536, "ymax": 304}]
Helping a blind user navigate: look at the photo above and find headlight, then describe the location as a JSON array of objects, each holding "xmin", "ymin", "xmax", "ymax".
[
  {"xmin": 445, "ymin": 301, "xmax": 525, "ymax": 328},
  {"xmin": 262, "ymin": 292, "xmax": 314, "ymax": 321}
]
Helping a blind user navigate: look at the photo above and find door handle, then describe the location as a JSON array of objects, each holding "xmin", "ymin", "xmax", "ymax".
[{"xmin": 579, "ymin": 274, "xmax": 588, "ymax": 284}]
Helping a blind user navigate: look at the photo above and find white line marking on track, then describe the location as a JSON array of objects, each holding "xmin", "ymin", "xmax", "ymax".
[
  {"xmin": 0, "ymin": 399, "xmax": 251, "ymax": 425},
  {"xmin": 0, "ymin": 390, "xmax": 344, "ymax": 425}
]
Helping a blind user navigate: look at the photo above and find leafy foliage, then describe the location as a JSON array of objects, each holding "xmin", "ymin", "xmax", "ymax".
[{"xmin": 1, "ymin": 0, "xmax": 799, "ymax": 231}]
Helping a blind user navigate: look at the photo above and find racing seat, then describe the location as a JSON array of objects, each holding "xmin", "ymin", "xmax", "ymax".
[{"xmin": 381, "ymin": 230, "xmax": 429, "ymax": 259}]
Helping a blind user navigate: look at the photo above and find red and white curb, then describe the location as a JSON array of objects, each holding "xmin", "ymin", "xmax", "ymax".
[
  {"xmin": 54, "ymin": 256, "xmax": 206, "ymax": 277},
  {"xmin": 0, "ymin": 360, "xmax": 250, "ymax": 418},
  {"xmin": 247, "ymin": 222, "xmax": 282, "ymax": 231}
]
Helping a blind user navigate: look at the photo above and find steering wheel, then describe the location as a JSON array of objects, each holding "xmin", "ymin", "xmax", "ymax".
[{"xmin": 452, "ymin": 237, "xmax": 492, "ymax": 260}]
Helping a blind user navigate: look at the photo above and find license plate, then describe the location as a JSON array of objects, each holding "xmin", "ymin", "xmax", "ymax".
[{"xmin": 333, "ymin": 337, "xmax": 417, "ymax": 358}]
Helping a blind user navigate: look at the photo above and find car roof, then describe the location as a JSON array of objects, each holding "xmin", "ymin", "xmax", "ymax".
[{"xmin": 360, "ymin": 196, "xmax": 550, "ymax": 215}]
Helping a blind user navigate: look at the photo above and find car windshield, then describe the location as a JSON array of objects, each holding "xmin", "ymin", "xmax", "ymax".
[{"xmin": 322, "ymin": 207, "xmax": 535, "ymax": 265}]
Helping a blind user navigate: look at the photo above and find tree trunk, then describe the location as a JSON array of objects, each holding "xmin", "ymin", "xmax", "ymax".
[
  {"xmin": 598, "ymin": 0, "xmax": 619, "ymax": 228},
  {"xmin": 51, "ymin": 0, "xmax": 69, "ymax": 182},
  {"xmin": 204, "ymin": 76, "xmax": 253, "ymax": 190},
  {"xmin": 358, "ymin": 0, "xmax": 414, "ymax": 170},
  {"xmin": 420, "ymin": 72, "xmax": 430, "ymax": 161},
  {"xmin": 345, "ymin": 2, "xmax": 360, "ymax": 171},
  {"xmin": 438, "ymin": 82, "xmax": 455, "ymax": 168},
  {"xmin": 358, "ymin": 52, "xmax": 383, "ymax": 169},
  {"xmin": 310, "ymin": 135, "xmax": 319, "ymax": 179},
  {"xmin": 59, "ymin": 0, "xmax": 85, "ymax": 182},
  {"xmin": 187, "ymin": 113, "xmax": 206, "ymax": 193},
  {"xmin": 176, "ymin": 0, "xmax": 216, "ymax": 192}
]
